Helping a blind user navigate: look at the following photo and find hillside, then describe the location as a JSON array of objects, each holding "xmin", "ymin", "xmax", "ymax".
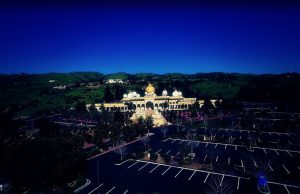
[{"xmin": 0, "ymin": 72, "xmax": 299, "ymax": 117}]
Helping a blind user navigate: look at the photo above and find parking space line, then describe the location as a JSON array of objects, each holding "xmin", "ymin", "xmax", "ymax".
[
  {"xmin": 225, "ymin": 145, "xmax": 227, "ymax": 149},
  {"xmin": 171, "ymin": 139, "xmax": 176, "ymax": 143},
  {"xmin": 228, "ymin": 157, "xmax": 230, "ymax": 165},
  {"xmin": 175, "ymin": 169, "xmax": 183, "ymax": 178},
  {"xmin": 149, "ymin": 164, "xmax": 160, "ymax": 173},
  {"xmin": 128, "ymin": 161, "xmax": 139, "ymax": 169},
  {"xmin": 176, "ymin": 151, "xmax": 181, "ymax": 155},
  {"xmin": 204, "ymin": 154, "xmax": 207, "ymax": 161},
  {"xmin": 214, "ymin": 144, "xmax": 217, "ymax": 148},
  {"xmin": 237, "ymin": 177, "xmax": 240, "ymax": 190},
  {"xmin": 219, "ymin": 174, "xmax": 224, "ymax": 186},
  {"xmin": 88, "ymin": 183, "xmax": 104, "ymax": 194},
  {"xmin": 215, "ymin": 156, "xmax": 219, "ymax": 162},
  {"xmin": 263, "ymin": 148, "xmax": 267, "ymax": 154},
  {"xmin": 258, "ymin": 138, "xmax": 262, "ymax": 143},
  {"xmin": 282, "ymin": 164, "xmax": 290, "ymax": 174},
  {"xmin": 166, "ymin": 150, "xmax": 171, "ymax": 154},
  {"xmin": 286, "ymin": 151, "xmax": 292, "ymax": 157},
  {"xmin": 155, "ymin": 149, "xmax": 161, "ymax": 154},
  {"xmin": 133, "ymin": 159, "xmax": 250, "ymax": 180},
  {"xmin": 123, "ymin": 190, "xmax": 128, "ymax": 194},
  {"xmin": 268, "ymin": 181, "xmax": 300, "ymax": 187},
  {"xmin": 268, "ymin": 181, "xmax": 300, "ymax": 192},
  {"xmin": 138, "ymin": 163, "xmax": 149, "ymax": 171},
  {"xmin": 162, "ymin": 166, "xmax": 172, "ymax": 175},
  {"xmin": 196, "ymin": 142, "xmax": 200, "ymax": 147},
  {"xmin": 268, "ymin": 163, "xmax": 273, "ymax": 171},
  {"xmin": 105, "ymin": 186, "xmax": 115, "ymax": 194},
  {"xmin": 274, "ymin": 149, "xmax": 279, "ymax": 155},
  {"xmin": 179, "ymin": 140, "xmax": 184, "ymax": 144},
  {"xmin": 188, "ymin": 170, "xmax": 196, "ymax": 181},
  {"xmin": 204, "ymin": 173, "xmax": 210, "ymax": 183},
  {"xmin": 219, "ymin": 128, "xmax": 295, "ymax": 136},
  {"xmin": 284, "ymin": 185, "xmax": 290, "ymax": 194},
  {"xmin": 115, "ymin": 159, "xmax": 133, "ymax": 166},
  {"xmin": 235, "ymin": 146, "xmax": 237, "ymax": 151},
  {"xmin": 88, "ymin": 132, "xmax": 156, "ymax": 161},
  {"xmin": 188, "ymin": 141, "xmax": 191, "ymax": 145},
  {"xmin": 253, "ymin": 160, "xmax": 258, "ymax": 168},
  {"xmin": 168, "ymin": 138, "xmax": 250, "ymax": 150},
  {"xmin": 253, "ymin": 146, "xmax": 300, "ymax": 154},
  {"xmin": 240, "ymin": 160, "xmax": 244, "ymax": 167}
]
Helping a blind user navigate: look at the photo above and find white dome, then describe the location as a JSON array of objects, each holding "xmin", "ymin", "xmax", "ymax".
[
  {"xmin": 172, "ymin": 90, "xmax": 182, "ymax": 97},
  {"xmin": 127, "ymin": 91, "xmax": 140, "ymax": 98},
  {"xmin": 162, "ymin": 89, "xmax": 168, "ymax": 96}
]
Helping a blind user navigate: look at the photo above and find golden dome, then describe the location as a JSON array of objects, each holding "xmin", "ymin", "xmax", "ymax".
[{"xmin": 145, "ymin": 83, "xmax": 155, "ymax": 94}]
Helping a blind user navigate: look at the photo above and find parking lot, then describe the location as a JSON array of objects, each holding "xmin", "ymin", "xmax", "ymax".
[{"xmin": 77, "ymin": 112, "xmax": 300, "ymax": 194}]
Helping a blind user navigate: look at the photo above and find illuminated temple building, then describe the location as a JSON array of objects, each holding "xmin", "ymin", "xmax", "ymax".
[
  {"xmin": 90, "ymin": 83, "xmax": 218, "ymax": 112},
  {"xmin": 122, "ymin": 83, "xmax": 197, "ymax": 111},
  {"xmin": 87, "ymin": 83, "xmax": 219, "ymax": 126}
]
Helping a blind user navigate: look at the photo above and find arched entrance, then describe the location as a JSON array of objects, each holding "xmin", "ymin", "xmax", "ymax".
[{"xmin": 146, "ymin": 101, "xmax": 154, "ymax": 110}]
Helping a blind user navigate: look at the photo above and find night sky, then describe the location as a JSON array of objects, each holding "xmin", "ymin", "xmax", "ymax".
[{"xmin": 1, "ymin": 1, "xmax": 300, "ymax": 74}]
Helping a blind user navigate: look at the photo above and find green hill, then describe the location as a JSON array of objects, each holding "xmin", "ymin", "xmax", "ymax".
[{"xmin": 1, "ymin": 72, "xmax": 299, "ymax": 117}]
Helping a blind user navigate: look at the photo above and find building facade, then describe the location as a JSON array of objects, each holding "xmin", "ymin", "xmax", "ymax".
[
  {"xmin": 121, "ymin": 83, "xmax": 196, "ymax": 111},
  {"xmin": 89, "ymin": 83, "xmax": 218, "ymax": 112}
]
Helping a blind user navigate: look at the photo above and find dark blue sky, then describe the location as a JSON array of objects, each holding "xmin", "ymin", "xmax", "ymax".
[{"xmin": 1, "ymin": 2, "xmax": 300, "ymax": 74}]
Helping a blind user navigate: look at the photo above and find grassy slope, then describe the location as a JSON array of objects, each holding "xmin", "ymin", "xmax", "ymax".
[
  {"xmin": 0, "ymin": 72, "xmax": 105, "ymax": 115},
  {"xmin": 1, "ymin": 72, "xmax": 298, "ymax": 117}
]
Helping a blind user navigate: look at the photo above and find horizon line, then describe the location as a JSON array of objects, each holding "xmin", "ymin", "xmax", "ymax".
[{"xmin": 0, "ymin": 71, "xmax": 299, "ymax": 76}]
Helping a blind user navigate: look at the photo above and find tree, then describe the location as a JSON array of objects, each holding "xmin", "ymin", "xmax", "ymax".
[
  {"xmin": 3, "ymin": 136, "xmax": 85, "ymax": 193},
  {"xmin": 150, "ymin": 152, "xmax": 158, "ymax": 161},
  {"xmin": 193, "ymin": 101, "xmax": 200, "ymax": 110},
  {"xmin": 88, "ymin": 103, "xmax": 97, "ymax": 112},
  {"xmin": 100, "ymin": 103, "xmax": 105, "ymax": 112},
  {"xmin": 114, "ymin": 85, "xmax": 126, "ymax": 101},
  {"xmin": 136, "ymin": 117, "xmax": 147, "ymax": 136},
  {"xmin": 114, "ymin": 109, "xmax": 125, "ymax": 123},
  {"xmin": 94, "ymin": 128, "xmax": 105, "ymax": 147},
  {"xmin": 201, "ymin": 98, "xmax": 215, "ymax": 112},
  {"xmin": 125, "ymin": 102, "xmax": 134, "ymax": 111},
  {"xmin": 160, "ymin": 127, "xmax": 168, "ymax": 138},
  {"xmin": 35, "ymin": 118, "xmax": 60, "ymax": 137},
  {"xmin": 75, "ymin": 101, "xmax": 87, "ymax": 113},
  {"xmin": 110, "ymin": 121, "xmax": 122, "ymax": 147},
  {"xmin": 214, "ymin": 100, "xmax": 222, "ymax": 110},
  {"xmin": 163, "ymin": 101, "xmax": 169, "ymax": 111},
  {"xmin": 123, "ymin": 124, "xmax": 135, "ymax": 141},
  {"xmin": 145, "ymin": 116, "xmax": 154, "ymax": 134},
  {"xmin": 104, "ymin": 86, "xmax": 113, "ymax": 102}
]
